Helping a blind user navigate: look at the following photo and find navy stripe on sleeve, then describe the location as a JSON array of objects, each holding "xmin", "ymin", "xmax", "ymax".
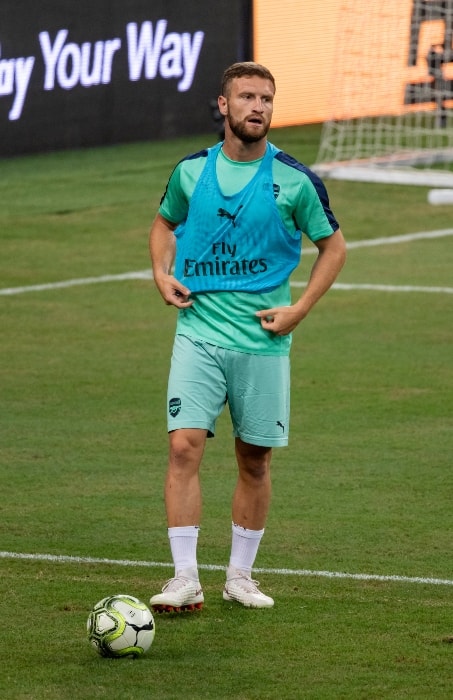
[
  {"xmin": 275, "ymin": 151, "xmax": 339, "ymax": 231},
  {"xmin": 160, "ymin": 149, "xmax": 209, "ymax": 206}
]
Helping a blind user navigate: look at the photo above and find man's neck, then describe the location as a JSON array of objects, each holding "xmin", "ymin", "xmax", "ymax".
[{"xmin": 221, "ymin": 136, "xmax": 268, "ymax": 162}]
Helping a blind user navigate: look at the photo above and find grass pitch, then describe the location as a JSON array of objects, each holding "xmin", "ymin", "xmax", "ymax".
[{"xmin": 0, "ymin": 125, "xmax": 452, "ymax": 699}]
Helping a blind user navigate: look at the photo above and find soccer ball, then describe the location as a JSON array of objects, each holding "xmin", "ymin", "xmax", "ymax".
[{"xmin": 87, "ymin": 594, "xmax": 155, "ymax": 658}]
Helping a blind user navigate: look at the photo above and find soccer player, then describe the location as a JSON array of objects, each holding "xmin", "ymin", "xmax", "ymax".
[{"xmin": 149, "ymin": 62, "xmax": 346, "ymax": 610}]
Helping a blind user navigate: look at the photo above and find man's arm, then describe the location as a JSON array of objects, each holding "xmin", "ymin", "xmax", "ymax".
[
  {"xmin": 256, "ymin": 228, "xmax": 346, "ymax": 336},
  {"xmin": 149, "ymin": 213, "xmax": 193, "ymax": 308}
]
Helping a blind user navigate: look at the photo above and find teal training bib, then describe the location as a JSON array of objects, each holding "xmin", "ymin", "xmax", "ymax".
[{"xmin": 173, "ymin": 142, "xmax": 302, "ymax": 293}]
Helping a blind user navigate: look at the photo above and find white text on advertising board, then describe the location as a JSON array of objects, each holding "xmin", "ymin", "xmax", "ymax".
[{"xmin": 0, "ymin": 19, "xmax": 205, "ymax": 120}]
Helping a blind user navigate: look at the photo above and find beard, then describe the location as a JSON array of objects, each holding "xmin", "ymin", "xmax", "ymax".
[{"xmin": 226, "ymin": 114, "xmax": 270, "ymax": 143}]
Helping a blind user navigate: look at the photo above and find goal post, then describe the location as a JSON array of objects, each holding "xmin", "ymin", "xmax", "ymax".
[{"xmin": 313, "ymin": 0, "xmax": 453, "ymax": 186}]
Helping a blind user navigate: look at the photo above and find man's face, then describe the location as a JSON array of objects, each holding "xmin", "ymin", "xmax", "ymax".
[{"xmin": 219, "ymin": 75, "xmax": 275, "ymax": 143}]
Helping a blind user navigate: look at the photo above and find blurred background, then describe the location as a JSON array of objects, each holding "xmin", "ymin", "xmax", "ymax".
[{"xmin": 2, "ymin": 0, "xmax": 452, "ymax": 168}]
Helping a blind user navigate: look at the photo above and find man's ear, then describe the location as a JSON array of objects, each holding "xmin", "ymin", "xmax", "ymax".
[{"xmin": 218, "ymin": 96, "xmax": 228, "ymax": 116}]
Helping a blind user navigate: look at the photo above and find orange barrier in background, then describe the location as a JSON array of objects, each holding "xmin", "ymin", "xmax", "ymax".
[{"xmin": 253, "ymin": 0, "xmax": 453, "ymax": 125}]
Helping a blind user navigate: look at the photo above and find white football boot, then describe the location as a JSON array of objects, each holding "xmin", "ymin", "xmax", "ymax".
[
  {"xmin": 150, "ymin": 569, "xmax": 204, "ymax": 613},
  {"xmin": 223, "ymin": 567, "xmax": 274, "ymax": 608}
]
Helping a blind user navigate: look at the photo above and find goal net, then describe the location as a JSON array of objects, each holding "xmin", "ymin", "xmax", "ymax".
[{"xmin": 313, "ymin": 0, "xmax": 453, "ymax": 186}]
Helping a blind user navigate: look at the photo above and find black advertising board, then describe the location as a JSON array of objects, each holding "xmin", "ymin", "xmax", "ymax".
[{"xmin": 0, "ymin": 0, "xmax": 251, "ymax": 156}]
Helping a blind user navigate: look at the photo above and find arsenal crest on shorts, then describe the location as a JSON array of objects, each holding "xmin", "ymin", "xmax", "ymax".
[{"xmin": 169, "ymin": 397, "xmax": 182, "ymax": 417}]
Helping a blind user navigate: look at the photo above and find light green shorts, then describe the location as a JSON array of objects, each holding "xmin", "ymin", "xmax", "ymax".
[{"xmin": 167, "ymin": 334, "xmax": 290, "ymax": 447}]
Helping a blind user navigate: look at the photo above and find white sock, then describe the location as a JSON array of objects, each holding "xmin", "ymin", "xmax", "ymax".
[
  {"xmin": 168, "ymin": 526, "xmax": 200, "ymax": 579},
  {"xmin": 228, "ymin": 522, "xmax": 265, "ymax": 576}
]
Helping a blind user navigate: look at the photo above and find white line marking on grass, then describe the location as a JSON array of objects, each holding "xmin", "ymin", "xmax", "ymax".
[
  {"xmin": 344, "ymin": 227, "xmax": 453, "ymax": 249},
  {"xmin": 2, "ymin": 274, "xmax": 452, "ymax": 296},
  {"xmin": 1, "ymin": 228, "xmax": 453, "ymax": 297},
  {"xmin": 291, "ymin": 281, "xmax": 453, "ymax": 294},
  {"xmin": 1, "ymin": 551, "xmax": 452, "ymax": 587},
  {"xmin": 0, "ymin": 271, "xmax": 152, "ymax": 296},
  {"xmin": 302, "ymin": 227, "xmax": 453, "ymax": 253}
]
